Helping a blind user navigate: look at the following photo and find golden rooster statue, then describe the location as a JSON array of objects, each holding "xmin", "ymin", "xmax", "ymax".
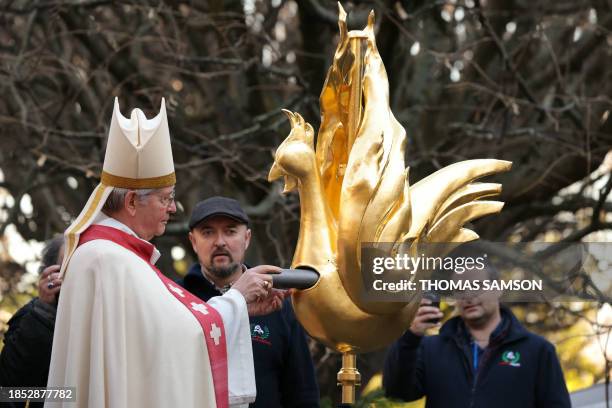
[{"xmin": 268, "ymin": 4, "xmax": 511, "ymax": 401}]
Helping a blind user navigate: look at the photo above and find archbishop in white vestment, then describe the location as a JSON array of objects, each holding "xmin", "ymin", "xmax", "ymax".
[
  {"xmin": 45, "ymin": 99, "xmax": 274, "ymax": 408},
  {"xmin": 46, "ymin": 215, "xmax": 255, "ymax": 408}
]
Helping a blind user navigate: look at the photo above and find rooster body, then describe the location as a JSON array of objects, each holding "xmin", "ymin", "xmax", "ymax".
[{"xmin": 268, "ymin": 6, "xmax": 511, "ymax": 352}]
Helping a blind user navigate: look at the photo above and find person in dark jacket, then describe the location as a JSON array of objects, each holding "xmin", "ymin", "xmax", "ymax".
[
  {"xmin": 179, "ymin": 196, "xmax": 320, "ymax": 408},
  {"xmin": 383, "ymin": 266, "xmax": 571, "ymax": 408},
  {"xmin": 0, "ymin": 235, "xmax": 64, "ymax": 408}
]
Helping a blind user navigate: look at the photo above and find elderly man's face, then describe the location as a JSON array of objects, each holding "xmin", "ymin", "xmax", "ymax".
[
  {"xmin": 134, "ymin": 186, "xmax": 176, "ymax": 240},
  {"xmin": 189, "ymin": 215, "xmax": 251, "ymax": 280}
]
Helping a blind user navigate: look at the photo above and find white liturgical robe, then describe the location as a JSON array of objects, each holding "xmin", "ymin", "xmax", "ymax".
[{"xmin": 45, "ymin": 216, "xmax": 255, "ymax": 408}]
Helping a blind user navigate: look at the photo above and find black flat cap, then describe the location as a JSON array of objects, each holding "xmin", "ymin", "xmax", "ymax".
[{"xmin": 189, "ymin": 196, "xmax": 250, "ymax": 229}]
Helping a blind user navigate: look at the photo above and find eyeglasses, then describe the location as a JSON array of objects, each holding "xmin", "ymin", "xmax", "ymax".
[
  {"xmin": 155, "ymin": 190, "xmax": 176, "ymax": 207},
  {"xmin": 135, "ymin": 189, "xmax": 176, "ymax": 208}
]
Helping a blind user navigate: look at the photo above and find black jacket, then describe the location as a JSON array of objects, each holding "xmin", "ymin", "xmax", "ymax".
[
  {"xmin": 383, "ymin": 307, "xmax": 570, "ymax": 408},
  {"xmin": 0, "ymin": 298, "xmax": 56, "ymax": 408},
  {"xmin": 178, "ymin": 264, "xmax": 320, "ymax": 408}
]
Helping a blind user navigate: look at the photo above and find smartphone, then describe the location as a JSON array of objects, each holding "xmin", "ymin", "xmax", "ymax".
[{"xmin": 422, "ymin": 291, "xmax": 441, "ymax": 324}]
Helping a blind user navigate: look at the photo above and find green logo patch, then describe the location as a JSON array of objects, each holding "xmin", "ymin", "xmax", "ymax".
[
  {"xmin": 500, "ymin": 350, "xmax": 521, "ymax": 367},
  {"xmin": 251, "ymin": 324, "xmax": 270, "ymax": 340}
]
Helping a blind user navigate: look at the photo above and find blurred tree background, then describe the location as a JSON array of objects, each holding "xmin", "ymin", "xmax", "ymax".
[{"xmin": 1, "ymin": 0, "xmax": 611, "ymax": 404}]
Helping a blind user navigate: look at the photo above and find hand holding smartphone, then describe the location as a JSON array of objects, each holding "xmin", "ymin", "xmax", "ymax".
[{"xmin": 422, "ymin": 291, "xmax": 441, "ymax": 324}]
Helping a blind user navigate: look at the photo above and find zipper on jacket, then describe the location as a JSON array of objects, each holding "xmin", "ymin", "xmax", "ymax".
[
  {"xmin": 469, "ymin": 342, "xmax": 479, "ymax": 408},
  {"xmin": 454, "ymin": 335, "xmax": 476, "ymax": 407}
]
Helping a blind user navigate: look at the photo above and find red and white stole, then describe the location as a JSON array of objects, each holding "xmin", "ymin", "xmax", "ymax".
[{"xmin": 78, "ymin": 225, "xmax": 229, "ymax": 408}]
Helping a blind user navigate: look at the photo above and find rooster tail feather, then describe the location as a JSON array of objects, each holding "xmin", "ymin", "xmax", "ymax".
[
  {"xmin": 426, "ymin": 200, "xmax": 504, "ymax": 243},
  {"xmin": 407, "ymin": 160, "xmax": 511, "ymax": 238},
  {"xmin": 432, "ymin": 182, "xmax": 502, "ymax": 225},
  {"xmin": 375, "ymin": 167, "xmax": 411, "ymax": 243}
]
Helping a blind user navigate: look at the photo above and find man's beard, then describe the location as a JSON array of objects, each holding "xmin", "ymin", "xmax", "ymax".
[{"xmin": 209, "ymin": 262, "xmax": 241, "ymax": 279}]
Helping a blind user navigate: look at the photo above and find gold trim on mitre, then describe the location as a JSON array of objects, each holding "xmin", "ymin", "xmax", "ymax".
[{"xmin": 100, "ymin": 171, "xmax": 176, "ymax": 189}]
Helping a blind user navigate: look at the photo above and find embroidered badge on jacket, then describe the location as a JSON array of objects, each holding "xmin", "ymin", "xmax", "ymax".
[
  {"xmin": 251, "ymin": 323, "xmax": 272, "ymax": 346},
  {"xmin": 499, "ymin": 350, "xmax": 521, "ymax": 367}
]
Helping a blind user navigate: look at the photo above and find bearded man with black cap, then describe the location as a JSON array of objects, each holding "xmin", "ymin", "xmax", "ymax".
[
  {"xmin": 179, "ymin": 196, "xmax": 320, "ymax": 408},
  {"xmin": 46, "ymin": 99, "xmax": 284, "ymax": 408}
]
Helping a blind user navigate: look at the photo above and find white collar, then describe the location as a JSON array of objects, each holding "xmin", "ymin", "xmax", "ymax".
[{"xmin": 94, "ymin": 213, "xmax": 161, "ymax": 265}]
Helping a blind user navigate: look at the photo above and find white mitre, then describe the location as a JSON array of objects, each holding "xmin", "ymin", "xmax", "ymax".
[{"xmin": 60, "ymin": 97, "xmax": 175, "ymax": 277}]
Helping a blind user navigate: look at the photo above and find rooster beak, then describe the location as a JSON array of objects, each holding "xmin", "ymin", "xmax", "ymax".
[{"xmin": 268, "ymin": 162, "xmax": 283, "ymax": 181}]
